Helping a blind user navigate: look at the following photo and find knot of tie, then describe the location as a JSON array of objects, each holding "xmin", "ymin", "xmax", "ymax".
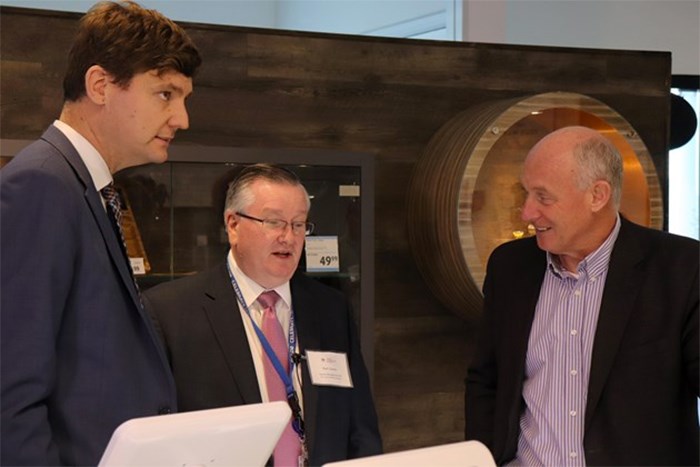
[
  {"xmin": 100, "ymin": 183, "xmax": 123, "ymax": 226},
  {"xmin": 258, "ymin": 290, "xmax": 280, "ymax": 310}
]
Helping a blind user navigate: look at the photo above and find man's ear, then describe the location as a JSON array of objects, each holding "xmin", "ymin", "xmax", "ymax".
[
  {"xmin": 590, "ymin": 180, "xmax": 612, "ymax": 212},
  {"xmin": 224, "ymin": 211, "xmax": 238, "ymax": 233},
  {"xmin": 84, "ymin": 64, "xmax": 110, "ymax": 105}
]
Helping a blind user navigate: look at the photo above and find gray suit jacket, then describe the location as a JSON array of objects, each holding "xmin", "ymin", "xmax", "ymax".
[
  {"xmin": 465, "ymin": 217, "xmax": 699, "ymax": 465},
  {"xmin": 144, "ymin": 262, "xmax": 383, "ymax": 466},
  {"xmin": 1, "ymin": 126, "xmax": 177, "ymax": 466}
]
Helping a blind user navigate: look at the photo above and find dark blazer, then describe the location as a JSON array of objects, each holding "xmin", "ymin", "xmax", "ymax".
[
  {"xmin": 465, "ymin": 217, "xmax": 699, "ymax": 466},
  {"xmin": 0, "ymin": 126, "xmax": 177, "ymax": 466},
  {"xmin": 143, "ymin": 262, "xmax": 383, "ymax": 466}
]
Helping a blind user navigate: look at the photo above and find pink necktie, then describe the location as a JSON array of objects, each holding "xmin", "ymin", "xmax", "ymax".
[{"xmin": 258, "ymin": 291, "xmax": 301, "ymax": 467}]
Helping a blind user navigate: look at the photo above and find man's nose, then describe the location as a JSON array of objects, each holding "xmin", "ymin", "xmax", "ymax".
[
  {"xmin": 169, "ymin": 99, "xmax": 189, "ymax": 130},
  {"xmin": 521, "ymin": 197, "xmax": 536, "ymax": 222}
]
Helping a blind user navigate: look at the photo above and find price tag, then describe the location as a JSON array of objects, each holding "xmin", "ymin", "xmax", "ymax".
[
  {"xmin": 305, "ymin": 236, "xmax": 340, "ymax": 272},
  {"xmin": 129, "ymin": 257, "xmax": 146, "ymax": 275}
]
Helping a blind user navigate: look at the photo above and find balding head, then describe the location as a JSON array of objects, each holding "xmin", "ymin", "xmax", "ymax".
[
  {"xmin": 520, "ymin": 126, "xmax": 621, "ymax": 271},
  {"xmin": 526, "ymin": 126, "xmax": 623, "ymax": 208}
]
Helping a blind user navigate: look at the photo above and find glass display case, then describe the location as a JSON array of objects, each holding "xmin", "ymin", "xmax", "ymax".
[{"xmin": 0, "ymin": 142, "xmax": 376, "ymax": 371}]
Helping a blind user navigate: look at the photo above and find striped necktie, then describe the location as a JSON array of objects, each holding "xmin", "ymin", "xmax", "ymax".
[{"xmin": 100, "ymin": 183, "xmax": 142, "ymax": 298}]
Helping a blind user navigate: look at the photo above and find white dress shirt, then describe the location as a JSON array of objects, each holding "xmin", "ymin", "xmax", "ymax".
[
  {"xmin": 52, "ymin": 120, "xmax": 112, "ymax": 202},
  {"xmin": 226, "ymin": 250, "xmax": 304, "ymax": 411}
]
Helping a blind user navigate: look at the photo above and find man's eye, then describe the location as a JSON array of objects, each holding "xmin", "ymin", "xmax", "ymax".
[
  {"xmin": 291, "ymin": 222, "xmax": 306, "ymax": 230},
  {"xmin": 266, "ymin": 220, "xmax": 285, "ymax": 229},
  {"xmin": 158, "ymin": 91, "xmax": 172, "ymax": 101}
]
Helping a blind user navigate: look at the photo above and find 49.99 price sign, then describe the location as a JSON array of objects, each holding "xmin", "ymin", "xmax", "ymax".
[{"xmin": 305, "ymin": 236, "xmax": 340, "ymax": 272}]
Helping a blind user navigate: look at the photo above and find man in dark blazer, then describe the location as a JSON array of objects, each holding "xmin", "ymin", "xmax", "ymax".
[
  {"xmin": 465, "ymin": 126, "xmax": 699, "ymax": 466},
  {"xmin": 144, "ymin": 164, "xmax": 383, "ymax": 467},
  {"xmin": 0, "ymin": 2, "xmax": 201, "ymax": 465}
]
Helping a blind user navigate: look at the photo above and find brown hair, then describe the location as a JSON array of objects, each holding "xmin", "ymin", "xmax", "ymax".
[{"xmin": 63, "ymin": 0, "xmax": 201, "ymax": 101}]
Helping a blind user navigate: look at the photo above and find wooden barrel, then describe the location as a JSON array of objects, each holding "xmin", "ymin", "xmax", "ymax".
[{"xmin": 407, "ymin": 92, "xmax": 663, "ymax": 319}]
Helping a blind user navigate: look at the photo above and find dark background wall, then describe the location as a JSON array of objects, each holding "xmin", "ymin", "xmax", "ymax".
[{"xmin": 0, "ymin": 6, "xmax": 670, "ymax": 452}]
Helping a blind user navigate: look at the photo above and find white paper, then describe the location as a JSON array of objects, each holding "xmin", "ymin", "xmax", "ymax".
[
  {"xmin": 305, "ymin": 350, "xmax": 353, "ymax": 388},
  {"xmin": 338, "ymin": 185, "xmax": 360, "ymax": 197},
  {"xmin": 305, "ymin": 236, "xmax": 340, "ymax": 272},
  {"xmin": 130, "ymin": 257, "xmax": 146, "ymax": 276}
]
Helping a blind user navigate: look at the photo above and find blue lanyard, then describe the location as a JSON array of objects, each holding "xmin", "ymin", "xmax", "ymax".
[
  {"xmin": 226, "ymin": 261, "xmax": 296, "ymax": 393},
  {"xmin": 226, "ymin": 261, "xmax": 305, "ymax": 438}
]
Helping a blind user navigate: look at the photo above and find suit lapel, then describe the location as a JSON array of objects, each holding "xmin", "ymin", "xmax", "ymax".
[
  {"xmin": 40, "ymin": 127, "xmax": 178, "ymax": 394},
  {"xmin": 41, "ymin": 126, "xmax": 142, "ymax": 312},
  {"xmin": 290, "ymin": 273, "xmax": 320, "ymax": 454},
  {"xmin": 584, "ymin": 219, "xmax": 646, "ymax": 431},
  {"xmin": 88, "ymin": 189, "xmax": 143, "ymax": 310},
  {"xmin": 203, "ymin": 263, "xmax": 263, "ymax": 404}
]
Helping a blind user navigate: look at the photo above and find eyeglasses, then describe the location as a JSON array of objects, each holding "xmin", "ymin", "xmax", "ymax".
[{"xmin": 236, "ymin": 212, "xmax": 315, "ymax": 236}]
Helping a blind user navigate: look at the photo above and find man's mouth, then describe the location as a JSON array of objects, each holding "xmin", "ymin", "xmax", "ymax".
[
  {"xmin": 156, "ymin": 135, "xmax": 174, "ymax": 144},
  {"xmin": 272, "ymin": 251, "xmax": 293, "ymax": 258}
]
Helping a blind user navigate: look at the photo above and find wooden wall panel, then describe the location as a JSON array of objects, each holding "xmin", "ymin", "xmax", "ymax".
[{"xmin": 1, "ymin": 6, "xmax": 671, "ymax": 453}]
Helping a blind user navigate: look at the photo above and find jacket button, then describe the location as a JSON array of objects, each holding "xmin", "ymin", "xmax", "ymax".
[{"xmin": 158, "ymin": 406, "xmax": 172, "ymax": 415}]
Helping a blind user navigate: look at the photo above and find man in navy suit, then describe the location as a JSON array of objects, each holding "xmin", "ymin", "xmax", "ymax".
[
  {"xmin": 144, "ymin": 164, "xmax": 383, "ymax": 466},
  {"xmin": 465, "ymin": 126, "xmax": 699, "ymax": 465},
  {"xmin": 0, "ymin": 2, "xmax": 201, "ymax": 465}
]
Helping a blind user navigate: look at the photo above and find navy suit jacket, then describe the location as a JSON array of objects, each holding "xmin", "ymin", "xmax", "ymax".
[
  {"xmin": 465, "ymin": 217, "xmax": 699, "ymax": 465},
  {"xmin": 1, "ymin": 126, "xmax": 177, "ymax": 466},
  {"xmin": 143, "ymin": 262, "xmax": 383, "ymax": 466}
]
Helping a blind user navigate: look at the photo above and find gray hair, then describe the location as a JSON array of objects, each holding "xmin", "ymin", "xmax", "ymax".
[
  {"xmin": 572, "ymin": 135, "xmax": 623, "ymax": 208},
  {"xmin": 223, "ymin": 163, "xmax": 310, "ymax": 222}
]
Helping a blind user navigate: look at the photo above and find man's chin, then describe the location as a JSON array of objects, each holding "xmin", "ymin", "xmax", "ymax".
[
  {"xmin": 535, "ymin": 236, "xmax": 555, "ymax": 253},
  {"xmin": 261, "ymin": 270, "xmax": 297, "ymax": 289},
  {"xmin": 148, "ymin": 151, "xmax": 169, "ymax": 165}
]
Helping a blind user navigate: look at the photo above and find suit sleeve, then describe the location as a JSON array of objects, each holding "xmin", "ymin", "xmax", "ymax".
[
  {"xmin": 1, "ymin": 166, "xmax": 77, "ymax": 465},
  {"xmin": 142, "ymin": 293, "xmax": 173, "ymax": 363},
  {"xmin": 464, "ymin": 253, "xmax": 498, "ymax": 449},
  {"xmin": 345, "ymin": 301, "xmax": 383, "ymax": 458}
]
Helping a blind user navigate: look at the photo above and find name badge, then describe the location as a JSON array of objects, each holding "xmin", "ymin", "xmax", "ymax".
[{"xmin": 305, "ymin": 350, "xmax": 353, "ymax": 388}]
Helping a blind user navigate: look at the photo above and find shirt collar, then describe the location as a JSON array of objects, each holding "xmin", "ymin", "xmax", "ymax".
[
  {"xmin": 547, "ymin": 214, "xmax": 621, "ymax": 280},
  {"xmin": 226, "ymin": 250, "xmax": 292, "ymax": 309},
  {"xmin": 53, "ymin": 119, "xmax": 112, "ymax": 191}
]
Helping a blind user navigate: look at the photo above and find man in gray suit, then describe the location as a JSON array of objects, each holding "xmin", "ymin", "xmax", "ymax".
[{"xmin": 0, "ymin": 2, "xmax": 201, "ymax": 465}]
